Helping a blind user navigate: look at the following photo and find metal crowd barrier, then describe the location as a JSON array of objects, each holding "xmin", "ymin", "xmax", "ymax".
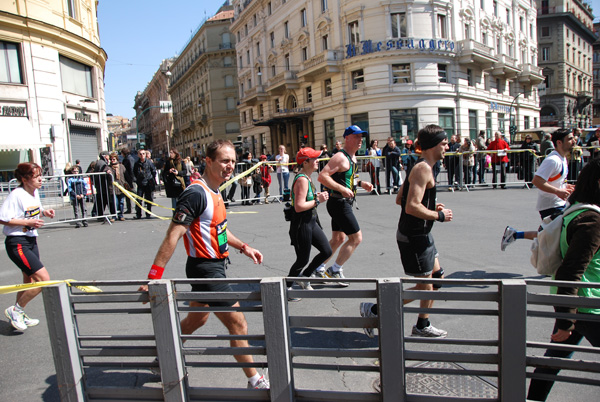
[{"xmin": 41, "ymin": 277, "xmax": 600, "ymax": 401}]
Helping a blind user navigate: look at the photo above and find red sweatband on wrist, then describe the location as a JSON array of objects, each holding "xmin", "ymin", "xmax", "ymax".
[
  {"xmin": 240, "ymin": 243, "xmax": 248, "ymax": 254},
  {"xmin": 148, "ymin": 264, "xmax": 164, "ymax": 280}
]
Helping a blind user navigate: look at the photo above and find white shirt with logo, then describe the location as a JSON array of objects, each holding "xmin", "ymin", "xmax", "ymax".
[
  {"xmin": 534, "ymin": 150, "xmax": 568, "ymax": 211},
  {"xmin": 0, "ymin": 187, "xmax": 43, "ymax": 237}
]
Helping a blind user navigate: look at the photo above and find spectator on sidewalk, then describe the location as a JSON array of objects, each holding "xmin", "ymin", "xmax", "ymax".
[
  {"xmin": 487, "ymin": 132, "xmax": 510, "ymax": 189},
  {"xmin": 133, "ymin": 150, "xmax": 157, "ymax": 219},
  {"xmin": 109, "ymin": 152, "xmax": 128, "ymax": 221},
  {"xmin": 67, "ymin": 165, "xmax": 88, "ymax": 228}
]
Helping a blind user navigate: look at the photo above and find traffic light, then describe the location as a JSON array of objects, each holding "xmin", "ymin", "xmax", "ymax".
[{"xmin": 509, "ymin": 125, "xmax": 517, "ymax": 137}]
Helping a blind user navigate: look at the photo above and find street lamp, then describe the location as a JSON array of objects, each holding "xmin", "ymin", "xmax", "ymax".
[{"xmin": 509, "ymin": 89, "xmax": 533, "ymax": 143}]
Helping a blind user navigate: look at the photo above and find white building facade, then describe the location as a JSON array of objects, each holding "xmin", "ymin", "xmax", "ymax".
[
  {"xmin": 0, "ymin": 1, "xmax": 108, "ymax": 180},
  {"xmin": 232, "ymin": 0, "xmax": 543, "ymax": 156}
]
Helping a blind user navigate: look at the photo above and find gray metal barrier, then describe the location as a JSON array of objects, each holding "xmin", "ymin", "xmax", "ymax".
[{"xmin": 41, "ymin": 277, "xmax": 600, "ymax": 401}]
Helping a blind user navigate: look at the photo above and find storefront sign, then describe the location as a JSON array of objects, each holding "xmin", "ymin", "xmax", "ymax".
[
  {"xmin": 75, "ymin": 112, "xmax": 91, "ymax": 122},
  {"xmin": 277, "ymin": 107, "xmax": 312, "ymax": 114},
  {"xmin": 346, "ymin": 38, "xmax": 455, "ymax": 58},
  {"xmin": 0, "ymin": 105, "xmax": 27, "ymax": 117},
  {"xmin": 489, "ymin": 102, "xmax": 514, "ymax": 114}
]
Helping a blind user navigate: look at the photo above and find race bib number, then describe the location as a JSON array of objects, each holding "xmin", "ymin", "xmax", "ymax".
[{"xmin": 217, "ymin": 220, "xmax": 228, "ymax": 254}]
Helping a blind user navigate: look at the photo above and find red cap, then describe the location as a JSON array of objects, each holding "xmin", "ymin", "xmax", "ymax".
[
  {"xmin": 260, "ymin": 154, "xmax": 267, "ymax": 160},
  {"xmin": 296, "ymin": 147, "xmax": 322, "ymax": 165},
  {"xmin": 407, "ymin": 140, "xmax": 413, "ymax": 145}
]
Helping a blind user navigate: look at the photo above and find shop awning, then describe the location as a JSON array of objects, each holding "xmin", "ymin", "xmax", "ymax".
[{"xmin": 69, "ymin": 119, "xmax": 102, "ymax": 129}]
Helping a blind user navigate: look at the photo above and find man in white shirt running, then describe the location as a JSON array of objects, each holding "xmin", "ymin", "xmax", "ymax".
[{"xmin": 532, "ymin": 129, "xmax": 575, "ymax": 219}]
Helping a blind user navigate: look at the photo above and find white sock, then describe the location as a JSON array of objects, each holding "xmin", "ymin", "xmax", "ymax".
[
  {"xmin": 14, "ymin": 303, "xmax": 24, "ymax": 312},
  {"xmin": 249, "ymin": 372, "xmax": 262, "ymax": 386},
  {"xmin": 331, "ymin": 263, "xmax": 343, "ymax": 273},
  {"xmin": 316, "ymin": 264, "xmax": 326, "ymax": 273}
]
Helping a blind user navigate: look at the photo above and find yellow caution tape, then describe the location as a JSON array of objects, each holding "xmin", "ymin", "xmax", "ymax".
[
  {"xmin": 0, "ymin": 279, "xmax": 102, "ymax": 295},
  {"xmin": 113, "ymin": 182, "xmax": 171, "ymax": 220}
]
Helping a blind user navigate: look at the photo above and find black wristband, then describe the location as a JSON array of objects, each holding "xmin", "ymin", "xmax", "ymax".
[
  {"xmin": 437, "ymin": 211, "xmax": 445, "ymax": 222},
  {"xmin": 357, "ymin": 180, "xmax": 362, "ymax": 187}
]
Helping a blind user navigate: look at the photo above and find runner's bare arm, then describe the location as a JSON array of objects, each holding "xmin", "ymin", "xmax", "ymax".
[
  {"xmin": 318, "ymin": 153, "xmax": 353, "ymax": 198},
  {"xmin": 227, "ymin": 228, "xmax": 263, "ymax": 264}
]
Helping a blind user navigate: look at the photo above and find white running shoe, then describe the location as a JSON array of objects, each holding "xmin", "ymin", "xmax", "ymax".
[
  {"xmin": 325, "ymin": 267, "xmax": 349, "ymax": 287},
  {"xmin": 287, "ymin": 287, "xmax": 301, "ymax": 302},
  {"xmin": 5, "ymin": 306, "xmax": 27, "ymax": 331},
  {"xmin": 22, "ymin": 312, "xmax": 40, "ymax": 327},
  {"xmin": 359, "ymin": 302, "xmax": 377, "ymax": 338},
  {"xmin": 501, "ymin": 226, "xmax": 517, "ymax": 251},
  {"xmin": 411, "ymin": 324, "xmax": 447, "ymax": 338},
  {"xmin": 248, "ymin": 375, "xmax": 270, "ymax": 389},
  {"xmin": 296, "ymin": 281, "xmax": 314, "ymax": 290}
]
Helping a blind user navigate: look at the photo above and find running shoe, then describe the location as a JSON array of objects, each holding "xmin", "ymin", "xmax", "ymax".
[
  {"xmin": 5, "ymin": 306, "xmax": 27, "ymax": 331},
  {"xmin": 325, "ymin": 267, "xmax": 349, "ymax": 287},
  {"xmin": 359, "ymin": 302, "xmax": 377, "ymax": 338},
  {"xmin": 287, "ymin": 287, "xmax": 301, "ymax": 302},
  {"xmin": 22, "ymin": 312, "xmax": 40, "ymax": 327},
  {"xmin": 248, "ymin": 375, "xmax": 270, "ymax": 389},
  {"xmin": 411, "ymin": 324, "xmax": 447, "ymax": 338},
  {"xmin": 149, "ymin": 357, "xmax": 161, "ymax": 376},
  {"xmin": 501, "ymin": 226, "xmax": 517, "ymax": 251},
  {"xmin": 296, "ymin": 281, "xmax": 313, "ymax": 290},
  {"xmin": 310, "ymin": 270, "xmax": 327, "ymax": 283}
]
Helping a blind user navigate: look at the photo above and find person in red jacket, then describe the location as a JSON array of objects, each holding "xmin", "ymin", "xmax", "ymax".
[{"xmin": 487, "ymin": 132, "xmax": 510, "ymax": 189}]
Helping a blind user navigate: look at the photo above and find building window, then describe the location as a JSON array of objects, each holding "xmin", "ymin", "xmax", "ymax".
[
  {"xmin": 239, "ymin": 56, "xmax": 243, "ymax": 68},
  {"xmin": 506, "ymin": 8, "xmax": 510, "ymax": 24},
  {"xmin": 324, "ymin": 79, "xmax": 332, "ymax": 96},
  {"xmin": 285, "ymin": 54, "xmax": 290, "ymax": 70},
  {"xmin": 496, "ymin": 37, "xmax": 501, "ymax": 54},
  {"xmin": 438, "ymin": 64, "xmax": 447, "ymax": 83},
  {"xmin": 437, "ymin": 14, "xmax": 447, "ymax": 38},
  {"xmin": 534, "ymin": 117, "xmax": 538, "ymax": 127},
  {"xmin": 242, "ymin": 111, "xmax": 247, "ymax": 123},
  {"xmin": 224, "ymin": 56, "xmax": 232, "ymax": 67},
  {"xmin": 493, "ymin": 0, "xmax": 498, "ymax": 16},
  {"xmin": 321, "ymin": 0, "xmax": 328, "ymax": 12},
  {"xmin": 464, "ymin": 24, "xmax": 471, "ymax": 39},
  {"xmin": 66, "ymin": 0, "xmax": 76, "ymax": 18},
  {"xmin": 438, "ymin": 108, "xmax": 455, "ymax": 137},
  {"xmin": 246, "ymin": 50, "xmax": 250, "ymax": 65},
  {"xmin": 322, "ymin": 35, "xmax": 329, "ymax": 51},
  {"xmin": 391, "ymin": 13, "xmax": 406, "ymax": 38},
  {"xmin": 324, "ymin": 118, "xmax": 335, "ymax": 149},
  {"xmin": 508, "ymin": 43, "xmax": 514, "ymax": 57},
  {"xmin": 541, "ymin": 47, "xmax": 550, "ymax": 61},
  {"xmin": 0, "ymin": 41, "xmax": 23, "ymax": 84},
  {"xmin": 247, "ymin": 78, "xmax": 252, "ymax": 89},
  {"xmin": 390, "ymin": 109, "xmax": 418, "ymax": 140},
  {"xmin": 59, "ymin": 55, "xmax": 92, "ymax": 97},
  {"xmin": 392, "ymin": 64, "xmax": 411, "ymax": 84},
  {"xmin": 270, "ymin": 32, "xmax": 275, "ymax": 48},
  {"xmin": 245, "ymin": 24, "xmax": 248, "ymax": 36},
  {"xmin": 275, "ymin": 98, "xmax": 280, "ymax": 112},
  {"xmin": 541, "ymin": 26, "xmax": 550, "ymax": 37},
  {"xmin": 530, "ymin": 23, "xmax": 534, "ymax": 38},
  {"xmin": 256, "ymin": 42, "xmax": 260, "ymax": 56},
  {"xmin": 496, "ymin": 78, "xmax": 502, "ymax": 94},
  {"xmin": 268, "ymin": 2, "xmax": 271, "ymax": 16},
  {"xmin": 352, "ymin": 69, "xmax": 364, "ymax": 89},
  {"xmin": 467, "ymin": 69, "xmax": 473, "ymax": 86},
  {"xmin": 259, "ymin": 104, "xmax": 264, "ymax": 118},
  {"xmin": 498, "ymin": 113, "xmax": 505, "ymax": 134},
  {"xmin": 480, "ymin": 0, "xmax": 485, "ymax": 9},
  {"xmin": 519, "ymin": 17, "xmax": 524, "ymax": 32},
  {"xmin": 306, "ymin": 86, "xmax": 312, "ymax": 103},
  {"xmin": 271, "ymin": 64, "xmax": 276, "ymax": 77},
  {"xmin": 484, "ymin": 73, "xmax": 490, "ymax": 90},
  {"xmin": 302, "ymin": 47, "xmax": 308, "ymax": 61},
  {"xmin": 284, "ymin": 21, "xmax": 289, "ymax": 39},
  {"xmin": 524, "ymin": 116, "xmax": 530, "ymax": 130},
  {"xmin": 237, "ymin": 31, "xmax": 241, "ymax": 42},
  {"xmin": 469, "ymin": 110, "xmax": 478, "ymax": 139},
  {"xmin": 240, "ymin": 83, "xmax": 244, "ymax": 97},
  {"xmin": 348, "ymin": 21, "xmax": 360, "ymax": 45},
  {"xmin": 486, "ymin": 112, "xmax": 492, "ymax": 137},
  {"xmin": 226, "ymin": 97, "xmax": 235, "ymax": 110},
  {"xmin": 482, "ymin": 31, "xmax": 488, "ymax": 45},
  {"xmin": 225, "ymin": 75, "xmax": 234, "ymax": 87},
  {"xmin": 301, "ymin": 9, "xmax": 307, "ymax": 27}
]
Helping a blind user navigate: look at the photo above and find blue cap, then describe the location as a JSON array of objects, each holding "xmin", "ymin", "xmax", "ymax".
[{"xmin": 343, "ymin": 125, "xmax": 367, "ymax": 138}]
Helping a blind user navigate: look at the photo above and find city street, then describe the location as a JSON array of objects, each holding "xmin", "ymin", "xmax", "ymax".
[{"xmin": 0, "ymin": 183, "xmax": 596, "ymax": 401}]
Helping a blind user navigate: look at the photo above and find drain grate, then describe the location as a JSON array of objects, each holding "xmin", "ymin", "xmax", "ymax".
[{"xmin": 373, "ymin": 361, "xmax": 498, "ymax": 399}]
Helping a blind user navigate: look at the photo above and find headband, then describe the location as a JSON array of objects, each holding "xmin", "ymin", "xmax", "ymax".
[{"xmin": 419, "ymin": 131, "xmax": 448, "ymax": 150}]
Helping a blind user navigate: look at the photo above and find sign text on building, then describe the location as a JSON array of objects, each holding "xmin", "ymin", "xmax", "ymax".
[
  {"xmin": 75, "ymin": 112, "xmax": 91, "ymax": 122},
  {"xmin": 489, "ymin": 102, "xmax": 514, "ymax": 114},
  {"xmin": 346, "ymin": 38, "xmax": 455, "ymax": 58},
  {"xmin": 0, "ymin": 105, "xmax": 27, "ymax": 117}
]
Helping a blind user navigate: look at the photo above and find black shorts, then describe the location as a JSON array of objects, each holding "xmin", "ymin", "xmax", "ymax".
[
  {"xmin": 326, "ymin": 197, "xmax": 360, "ymax": 235},
  {"xmin": 185, "ymin": 257, "xmax": 235, "ymax": 307},
  {"xmin": 5, "ymin": 236, "xmax": 45, "ymax": 275},
  {"xmin": 397, "ymin": 231, "xmax": 438, "ymax": 277}
]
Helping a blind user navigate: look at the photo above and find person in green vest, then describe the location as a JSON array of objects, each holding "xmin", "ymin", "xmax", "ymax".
[{"xmin": 528, "ymin": 158, "xmax": 600, "ymax": 401}]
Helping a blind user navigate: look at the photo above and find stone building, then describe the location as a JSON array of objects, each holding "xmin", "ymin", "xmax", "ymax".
[
  {"xmin": 536, "ymin": 0, "xmax": 595, "ymax": 128},
  {"xmin": 168, "ymin": 4, "xmax": 240, "ymax": 159},
  {"xmin": 232, "ymin": 0, "xmax": 543, "ymax": 158},
  {"xmin": 0, "ymin": 0, "xmax": 108, "ymax": 179},
  {"xmin": 133, "ymin": 58, "xmax": 174, "ymax": 159},
  {"xmin": 592, "ymin": 21, "xmax": 599, "ymax": 127}
]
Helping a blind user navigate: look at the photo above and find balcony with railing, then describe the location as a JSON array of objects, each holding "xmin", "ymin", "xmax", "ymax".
[
  {"xmin": 457, "ymin": 39, "xmax": 497, "ymax": 69},
  {"xmin": 492, "ymin": 54, "xmax": 520, "ymax": 78},
  {"xmin": 518, "ymin": 63, "xmax": 544, "ymax": 84},
  {"xmin": 297, "ymin": 50, "xmax": 343, "ymax": 81},
  {"xmin": 267, "ymin": 71, "xmax": 299, "ymax": 95},
  {"xmin": 240, "ymin": 85, "xmax": 267, "ymax": 105}
]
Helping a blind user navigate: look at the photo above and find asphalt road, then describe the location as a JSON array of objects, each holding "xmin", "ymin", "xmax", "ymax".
[{"xmin": 0, "ymin": 179, "xmax": 595, "ymax": 401}]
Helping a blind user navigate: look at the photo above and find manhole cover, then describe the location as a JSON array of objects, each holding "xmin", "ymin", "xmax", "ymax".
[{"xmin": 373, "ymin": 361, "xmax": 498, "ymax": 398}]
